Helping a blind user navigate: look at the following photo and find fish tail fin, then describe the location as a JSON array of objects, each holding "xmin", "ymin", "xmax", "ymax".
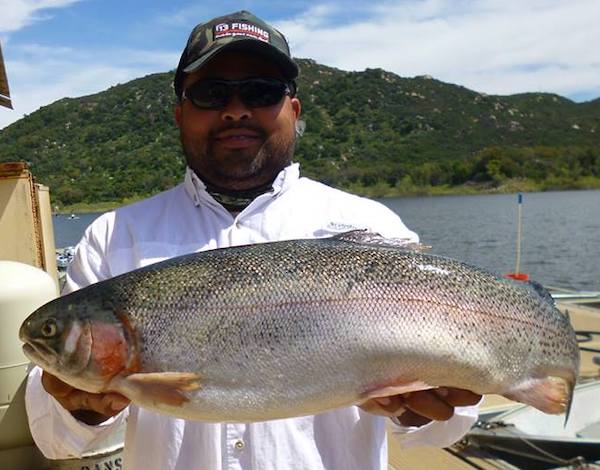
[
  {"xmin": 564, "ymin": 379, "xmax": 575, "ymax": 426},
  {"xmin": 503, "ymin": 376, "xmax": 574, "ymax": 419}
]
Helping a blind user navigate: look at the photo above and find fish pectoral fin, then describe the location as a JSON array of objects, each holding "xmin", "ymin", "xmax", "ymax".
[
  {"xmin": 360, "ymin": 380, "xmax": 436, "ymax": 401},
  {"xmin": 116, "ymin": 372, "xmax": 202, "ymax": 407}
]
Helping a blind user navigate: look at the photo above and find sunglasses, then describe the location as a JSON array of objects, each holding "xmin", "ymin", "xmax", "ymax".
[{"xmin": 182, "ymin": 78, "xmax": 295, "ymax": 110}]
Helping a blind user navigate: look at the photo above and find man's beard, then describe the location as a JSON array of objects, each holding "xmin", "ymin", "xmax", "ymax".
[{"xmin": 182, "ymin": 124, "xmax": 296, "ymax": 190}]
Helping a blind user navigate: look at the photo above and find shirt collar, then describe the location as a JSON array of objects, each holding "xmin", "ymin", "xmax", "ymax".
[{"xmin": 184, "ymin": 163, "xmax": 300, "ymax": 208}]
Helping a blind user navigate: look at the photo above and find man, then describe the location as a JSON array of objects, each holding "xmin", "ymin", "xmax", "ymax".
[{"xmin": 26, "ymin": 11, "xmax": 480, "ymax": 469}]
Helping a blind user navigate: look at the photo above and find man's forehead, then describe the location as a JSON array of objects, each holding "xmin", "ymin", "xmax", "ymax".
[{"xmin": 188, "ymin": 51, "xmax": 284, "ymax": 82}]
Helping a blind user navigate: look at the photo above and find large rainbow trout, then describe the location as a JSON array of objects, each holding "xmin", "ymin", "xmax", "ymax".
[{"xmin": 20, "ymin": 231, "xmax": 579, "ymax": 421}]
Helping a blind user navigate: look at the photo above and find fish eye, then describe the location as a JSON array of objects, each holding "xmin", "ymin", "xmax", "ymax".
[{"xmin": 41, "ymin": 319, "xmax": 58, "ymax": 338}]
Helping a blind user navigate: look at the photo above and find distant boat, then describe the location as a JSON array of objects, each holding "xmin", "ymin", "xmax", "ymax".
[
  {"xmin": 56, "ymin": 246, "xmax": 75, "ymax": 270},
  {"xmin": 56, "ymin": 255, "xmax": 70, "ymax": 269},
  {"xmin": 68, "ymin": 213, "xmax": 79, "ymax": 220}
]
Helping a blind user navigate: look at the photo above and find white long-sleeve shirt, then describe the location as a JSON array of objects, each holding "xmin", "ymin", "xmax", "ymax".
[{"xmin": 26, "ymin": 164, "xmax": 478, "ymax": 470}]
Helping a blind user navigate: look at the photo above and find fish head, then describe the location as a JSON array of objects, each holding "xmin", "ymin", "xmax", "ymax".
[{"xmin": 19, "ymin": 289, "xmax": 136, "ymax": 393}]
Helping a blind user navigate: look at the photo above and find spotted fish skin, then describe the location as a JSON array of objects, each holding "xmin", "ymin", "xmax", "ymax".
[{"xmin": 20, "ymin": 232, "xmax": 579, "ymax": 421}]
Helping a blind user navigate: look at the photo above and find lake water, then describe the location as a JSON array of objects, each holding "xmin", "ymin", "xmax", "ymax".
[
  {"xmin": 53, "ymin": 189, "xmax": 600, "ymax": 291},
  {"xmin": 380, "ymin": 190, "xmax": 600, "ymax": 291}
]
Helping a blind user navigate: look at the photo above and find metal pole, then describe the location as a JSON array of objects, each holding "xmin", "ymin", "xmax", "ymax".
[{"xmin": 515, "ymin": 193, "xmax": 523, "ymax": 275}]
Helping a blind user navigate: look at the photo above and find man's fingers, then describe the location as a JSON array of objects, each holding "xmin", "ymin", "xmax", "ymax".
[
  {"xmin": 40, "ymin": 371, "xmax": 129, "ymax": 424},
  {"xmin": 360, "ymin": 387, "xmax": 481, "ymax": 424},
  {"xmin": 404, "ymin": 390, "xmax": 454, "ymax": 421},
  {"xmin": 67, "ymin": 391, "xmax": 129, "ymax": 416},
  {"xmin": 359, "ymin": 395, "xmax": 406, "ymax": 416},
  {"xmin": 58, "ymin": 389, "xmax": 90, "ymax": 411},
  {"xmin": 373, "ymin": 395, "xmax": 406, "ymax": 416},
  {"xmin": 441, "ymin": 388, "xmax": 482, "ymax": 407},
  {"xmin": 396, "ymin": 408, "xmax": 433, "ymax": 427},
  {"xmin": 48, "ymin": 384, "xmax": 130, "ymax": 417},
  {"xmin": 41, "ymin": 372, "xmax": 74, "ymax": 398},
  {"xmin": 103, "ymin": 393, "xmax": 131, "ymax": 413},
  {"xmin": 92, "ymin": 394, "xmax": 120, "ymax": 416}
]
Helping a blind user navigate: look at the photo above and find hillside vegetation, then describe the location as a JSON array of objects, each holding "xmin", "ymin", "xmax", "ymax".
[{"xmin": 0, "ymin": 58, "xmax": 599, "ymax": 207}]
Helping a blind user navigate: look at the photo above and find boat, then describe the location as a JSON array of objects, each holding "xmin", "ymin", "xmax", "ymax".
[{"xmin": 465, "ymin": 380, "xmax": 600, "ymax": 469}]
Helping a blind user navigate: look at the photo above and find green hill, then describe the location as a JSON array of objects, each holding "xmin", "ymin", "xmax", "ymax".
[{"xmin": 0, "ymin": 58, "xmax": 599, "ymax": 206}]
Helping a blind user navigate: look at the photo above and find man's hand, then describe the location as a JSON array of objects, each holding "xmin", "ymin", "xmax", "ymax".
[
  {"xmin": 42, "ymin": 371, "xmax": 130, "ymax": 425},
  {"xmin": 359, "ymin": 387, "xmax": 481, "ymax": 427}
]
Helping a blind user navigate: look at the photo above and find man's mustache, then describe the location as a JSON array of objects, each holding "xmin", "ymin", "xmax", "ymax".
[{"xmin": 209, "ymin": 122, "xmax": 266, "ymax": 139}]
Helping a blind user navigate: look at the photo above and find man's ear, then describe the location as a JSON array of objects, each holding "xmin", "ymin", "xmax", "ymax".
[
  {"xmin": 291, "ymin": 97, "xmax": 301, "ymax": 120},
  {"xmin": 174, "ymin": 105, "xmax": 182, "ymax": 127}
]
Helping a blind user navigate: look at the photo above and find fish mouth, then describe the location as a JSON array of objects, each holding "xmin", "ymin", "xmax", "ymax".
[{"xmin": 22, "ymin": 341, "xmax": 58, "ymax": 370}]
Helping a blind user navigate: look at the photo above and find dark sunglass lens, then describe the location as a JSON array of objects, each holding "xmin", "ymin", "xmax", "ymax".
[
  {"xmin": 187, "ymin": 81, "xmax": 232, "ymax": 109},
  {"xmin": 240, "ymin": 79, "xmax": 287, "ymax": 108}
]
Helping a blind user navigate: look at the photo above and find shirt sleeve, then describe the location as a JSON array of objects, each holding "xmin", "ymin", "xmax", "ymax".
[
  {"xmin": 62, "ymin": 221, "xmax": 113, "ymax": 294},
  {"xmin": 25, "ymin": 215, "xmax": 128, "ymax": 459},
  {"xmin": 389, "ymin": 403, "xmax": 479, "ymax": 448}
]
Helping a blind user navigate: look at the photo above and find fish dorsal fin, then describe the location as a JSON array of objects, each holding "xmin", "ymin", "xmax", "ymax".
[{"xmin": 331, "ymin": 230, "xmax": 430, "ymax": 251}]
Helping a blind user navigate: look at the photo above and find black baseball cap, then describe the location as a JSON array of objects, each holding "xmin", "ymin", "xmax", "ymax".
[{"xmin": 174, "ymin": 10, "xmax": 299, "ymax": 101}]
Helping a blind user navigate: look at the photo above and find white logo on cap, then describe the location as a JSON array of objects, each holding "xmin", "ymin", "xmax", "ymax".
[{"xmin": 213, "ymin": 22, "xmax": 270, "ymax": 43}]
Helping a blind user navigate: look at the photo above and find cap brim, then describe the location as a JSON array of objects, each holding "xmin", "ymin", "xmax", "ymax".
[{"xmin": 183, "ymin": 39, "xmax": 298, "ymax": 80}]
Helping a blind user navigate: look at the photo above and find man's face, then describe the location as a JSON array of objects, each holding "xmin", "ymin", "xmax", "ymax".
[{"xmin": 175, "ymin": 51, "xmax": 301, "ymax": 191}]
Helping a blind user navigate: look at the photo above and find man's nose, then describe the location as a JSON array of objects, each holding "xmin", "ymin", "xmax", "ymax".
[{"xmin": 221, "ymin": 93, "xmax": 252, "ymax": 121}]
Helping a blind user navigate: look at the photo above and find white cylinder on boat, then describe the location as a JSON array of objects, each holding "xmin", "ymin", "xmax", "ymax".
[{"xmin": 0, "ymin": 261, "xmax": 57, "ymax": 424}]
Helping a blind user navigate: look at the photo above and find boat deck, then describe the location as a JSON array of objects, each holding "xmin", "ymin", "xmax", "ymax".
[{"xmin": 387, "ymin": 299, "xmax": 600, "ymax": 469}]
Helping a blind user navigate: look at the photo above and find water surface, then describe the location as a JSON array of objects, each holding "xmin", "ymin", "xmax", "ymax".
[
  {"xmin": 380, "ymin": 190, "xmax": 600, "ymax": 291},
  {"xmin": 53, "ymin": 190, "xmax": 600, "ymax": 291}
]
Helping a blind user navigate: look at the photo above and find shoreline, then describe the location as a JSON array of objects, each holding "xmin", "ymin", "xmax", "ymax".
[{"xmin": 54, "ymin": 178, "xmax": 600, "ymax": 214}]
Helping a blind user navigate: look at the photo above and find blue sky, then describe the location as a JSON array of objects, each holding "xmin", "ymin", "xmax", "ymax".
[{"xmin": 1, "ymin": 0, "xmax": 599, "ymax": 129}]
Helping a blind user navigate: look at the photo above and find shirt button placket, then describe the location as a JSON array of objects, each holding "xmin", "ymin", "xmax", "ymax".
[{"xmin": 225, "ymin": 423, "xmax": 246, "ymax": 469}]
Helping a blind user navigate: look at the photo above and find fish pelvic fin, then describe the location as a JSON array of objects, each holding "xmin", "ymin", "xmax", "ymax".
[
  {"xmin": 503, "ymin": 376, "xmax": 574, "ymax": 422},
  {"xmin": 113, "ymin": 372, "xmax": 201, "ymax": 407},
  {"xmin": 332, "ymin": 230, "xmax": 430, "ymax": 252},
  {"xmin": 360, "ymin": 379, "xmax": 436, "ymax": 400}
]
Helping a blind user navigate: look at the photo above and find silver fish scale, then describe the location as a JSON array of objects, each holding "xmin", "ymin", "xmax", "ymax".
[{"xmin": 88, "ymin": 237, "xmax": 578, "ymax": 421}]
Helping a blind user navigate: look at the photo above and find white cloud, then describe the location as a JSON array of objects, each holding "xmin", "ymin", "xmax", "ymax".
[
  {"xmin": 0, "ymin": 44, "xmax": 178, "ymax": 129},
  {"xmin": 278, "ymin": 0, "xmax": 600, "ymax": 99},
  {"xmin": 0, "ymin": 0, "xmax": 82, "ymax": 33}
]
